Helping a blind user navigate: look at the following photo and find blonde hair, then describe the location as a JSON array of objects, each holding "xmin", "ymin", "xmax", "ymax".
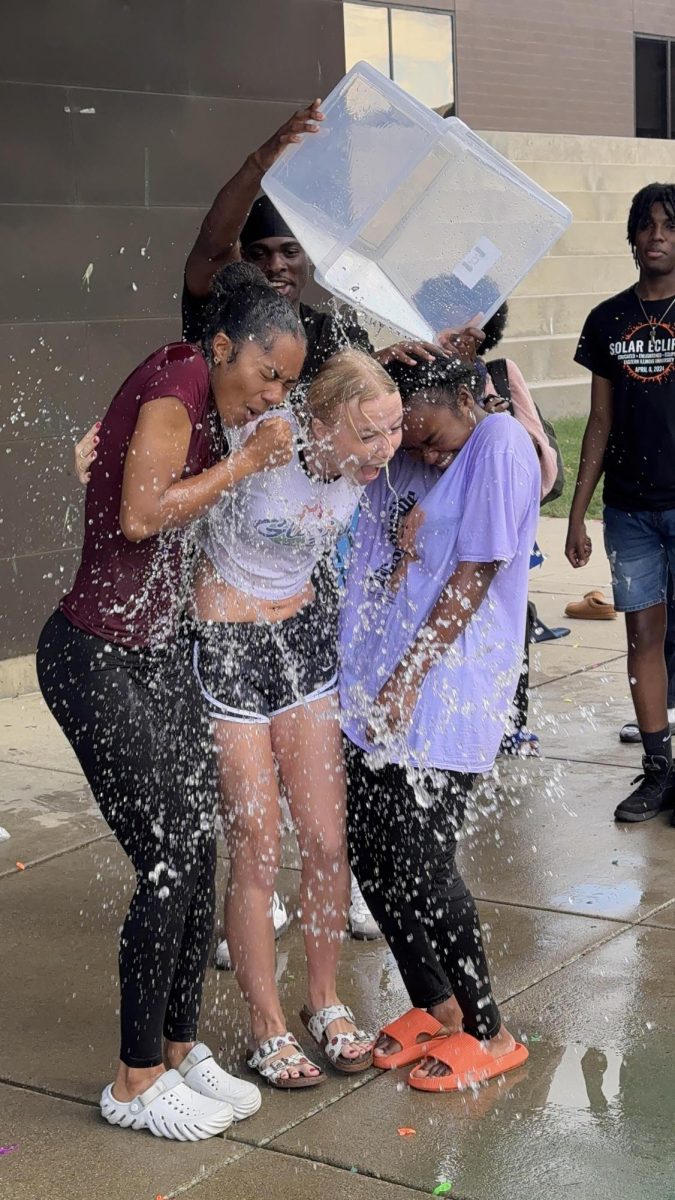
[{"xmin": 305, "ymin": 348, "xmax": 398, "ymax": 426}]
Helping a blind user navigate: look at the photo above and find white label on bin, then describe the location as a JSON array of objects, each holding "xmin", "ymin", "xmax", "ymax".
[{"xmin": 452, "ymin": 237, "xmax": 501, "ymax": 290}]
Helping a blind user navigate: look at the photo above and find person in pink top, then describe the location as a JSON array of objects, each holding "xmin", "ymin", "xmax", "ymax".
[
  {"xmin": 467, "ymin": 303, "xmax": 559, "ymax": 756},
  {"xmin": 476, "ymin": 303, "xmax": 559, "ymax": 499}
]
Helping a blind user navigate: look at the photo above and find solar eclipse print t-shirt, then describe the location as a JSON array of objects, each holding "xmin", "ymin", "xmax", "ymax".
[{"xmin": 575, "ymin": 286, "xmax": 675, "ymax": 511}]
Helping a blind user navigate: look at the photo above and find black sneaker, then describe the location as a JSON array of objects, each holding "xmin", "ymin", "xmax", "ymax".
[{"xmin": 614, "ymin": 755, "xmax": 675, "ymax": 823}]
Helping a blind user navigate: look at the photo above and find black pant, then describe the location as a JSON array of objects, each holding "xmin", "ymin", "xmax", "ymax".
[
  {"xmin": 345, "ymin": 740, "xmax": 501, "ymax": 1040},
  {"xmin": 511, "ymin": 601, "xmax": 534, "ymax": 731},
  {"xmin": 37, "ymin": 611, "xmax": 217, "ymax": 1068}
]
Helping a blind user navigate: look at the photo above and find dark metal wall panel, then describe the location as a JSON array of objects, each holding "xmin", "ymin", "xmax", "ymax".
[{"xmin": 0, "ymin": 0, "xmax": 346, "ymax": 659}]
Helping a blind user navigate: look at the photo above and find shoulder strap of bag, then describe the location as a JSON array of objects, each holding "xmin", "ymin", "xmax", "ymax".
[
  {"xmin": 535, "ymin": 403, "xmax": 565, "ymax": 506},
  {"xmin": 486, "ymin": 358, "xmax": 512, "ymax": 403}
]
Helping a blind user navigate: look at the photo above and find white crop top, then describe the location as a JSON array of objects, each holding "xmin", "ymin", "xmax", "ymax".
[{"xmin": 201, "ymin": 413, "xmax": 363, "ymax": 601}]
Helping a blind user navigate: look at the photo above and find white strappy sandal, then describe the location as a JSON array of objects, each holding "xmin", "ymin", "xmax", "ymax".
[
  {"xmin": 246, "ymin": 1032, "xmax": 326, "ymax": 1090},
  {"xmin": 177, "ymin": 1042, "xmax": 261, "ymax": 1120},
  {"xmin": 100, "ymin": 1069, "xmax": 233, "ymax": 1141},
  {"xmin": 300, "ymin": 1004, "xmax": 374, "ymax": 1074}
]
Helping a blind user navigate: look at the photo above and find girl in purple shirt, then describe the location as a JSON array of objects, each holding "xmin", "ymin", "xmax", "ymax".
[{"xmin": 340, "ymin": 352, "xmax": 540, "ymax": 1092}]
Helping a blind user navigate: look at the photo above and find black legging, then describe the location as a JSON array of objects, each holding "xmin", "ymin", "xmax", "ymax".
[
  {"xmin": 512, "ymin": 601, "xmax": 534, "ymax": 732},
  {"xmin": 37, "ymin": 610, "xmax": 217, "ymax": 1068},
  {"xmin": 345, "ymin": 739, "xmax": 501, "ymax": 1040}
]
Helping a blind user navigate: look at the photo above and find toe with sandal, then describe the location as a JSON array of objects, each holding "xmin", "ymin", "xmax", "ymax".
[
  {"xmin": 371, "ymin": 1009, "xmax": 529, "ymax": 1093},
  {"xmin": 564, "ymin": 589, "xmax": 617, "ymax": 621},
  {"xmin": 408, "ymin": 1031, "xmax": 529, "ymax": 1093},
  {"xmin": 300, "ymin": 1003, "xmax": 374, "ymax": 1073},
  {"xmin": 372, "ymin": 1007, "xmax": 449, "ymax": 1070},
  {"xmin": 247, "ymin": 1032, "xmax": 326, "ymax": 1090}
]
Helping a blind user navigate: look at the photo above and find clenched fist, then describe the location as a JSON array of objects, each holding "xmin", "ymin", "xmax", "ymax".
[{"xmin": 239, "ymin": 416, "xmax": 295, "ymax": 475}]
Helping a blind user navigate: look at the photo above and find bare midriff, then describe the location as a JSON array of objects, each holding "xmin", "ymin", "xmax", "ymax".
[{"xmin": 191, "ymin": 555, "xmax": 315, "ymax": 624}]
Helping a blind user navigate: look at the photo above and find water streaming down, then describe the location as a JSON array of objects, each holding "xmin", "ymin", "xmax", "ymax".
[{"xmin": 3, "ymin": 287, "xmax": 590, "ymax": 1092}]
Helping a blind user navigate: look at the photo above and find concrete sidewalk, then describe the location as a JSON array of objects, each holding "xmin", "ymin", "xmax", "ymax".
[{"xmin": 1, "ymin": 518, "xmax": 674, "ymax": 1200}]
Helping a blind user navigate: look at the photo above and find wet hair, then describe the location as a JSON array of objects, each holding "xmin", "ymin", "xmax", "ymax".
[
  {"xmin": 385, "ymin": 351, "xmax": 482, "ymax": 411},
  {"xmin": 627, "ymin": 183, "xmax": 675, "ymax": 266},
  {"xmin": 413, "ymin": 272, "xmax": 501, "ymax": 334},
  {"xmin": 305, "ymin": 348, "xmax": 398, "ymax": 426},
  {"xmin": 477, "ymin": 302, "xmax": 509, "ymax": 354},
  {"xmin": 200, "ymin": 262, "xmax": 305, "ymax": 360}
]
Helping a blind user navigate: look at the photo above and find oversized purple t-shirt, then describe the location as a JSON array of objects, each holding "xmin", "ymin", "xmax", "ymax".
[{"xmin": 339, "ymin": 414, "xmax": 541, "ymax": 773}]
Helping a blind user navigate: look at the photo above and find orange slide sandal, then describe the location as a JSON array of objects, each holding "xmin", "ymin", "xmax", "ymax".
[
  {"xmin": 373, "ymin": 1008, "xmax": 446, "ymax": 1070},
  {"xmin": 408, "ymin": 1032, "xmax": 529, "ymax": 1092}
]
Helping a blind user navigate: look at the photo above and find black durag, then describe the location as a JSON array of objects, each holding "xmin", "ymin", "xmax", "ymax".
[{"xmin": 241, "ymin": 196, "xmax": 294, "ymax": 248}]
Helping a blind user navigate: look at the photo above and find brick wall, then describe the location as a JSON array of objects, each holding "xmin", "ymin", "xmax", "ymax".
[
  {"xmin": 634, "ymin": 0, "xmax": 675, "ymax": 39},
  {"xmin": 454, "ymin": 0, "xmax": 635, "ymax": 135},
  {"xmin": 346, "ymin": 0, "xmax": 675, "ymax": 136}
]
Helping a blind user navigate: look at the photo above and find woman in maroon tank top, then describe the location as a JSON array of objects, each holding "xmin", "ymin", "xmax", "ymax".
[{"xmin": 36, "ymin": 263, "xmax": 307, "ymax": 1142}]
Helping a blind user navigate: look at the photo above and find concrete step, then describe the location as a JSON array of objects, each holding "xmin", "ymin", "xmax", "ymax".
[
  {"xmin": 517, "ymin": 253, "xmax": 634, "ymax": 297},
  {"xmin": 499, "ymin": 333, "xmax": 585, "ymax": 384},
  {"xmin": 529, "ymin": 375, "xmax": 590, "ymax": 420},
  {"xmin": 482, "ymin": 129, "xmax": 675, "ymax": 167},
  {"xmin": 557, "ymin": 221, "xmax": 630, "ymax": 256},
  {"xmin": 506, "ymin": 291, "xmax": 612, "ymax": 338},
  {"xmin": 513, "ymin": 159, "xmax": 672, "ymax": 194},
  {"xmin": 555, "ymin": 191, "xmax": 636, "ymax": 223}
]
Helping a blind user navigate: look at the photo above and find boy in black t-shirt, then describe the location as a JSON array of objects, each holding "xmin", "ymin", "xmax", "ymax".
[{"xmin": 567, "ymin": 183, "xmax": 675, "ymax": 826}]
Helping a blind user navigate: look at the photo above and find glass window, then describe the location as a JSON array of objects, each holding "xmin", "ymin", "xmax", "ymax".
[
  {"xmin": 391, "ymin": 8, "xmax": 454, "ymax": 112},
  {"xmin": 344, "ymin": 3, "xmax": 455, "ymax": 116},
  {"xmin": 344, "ymin": 2, "xmax": 390, "ymax": 79},
  {"xmin": 635, "ymin": 36, "xmax": 668, "ymax": 139}
]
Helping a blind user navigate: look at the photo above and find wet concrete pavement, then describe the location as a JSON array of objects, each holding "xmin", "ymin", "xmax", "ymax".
[{"xmin": 1, "ymin": 518, "xmax": 674, "ymax": 1200}]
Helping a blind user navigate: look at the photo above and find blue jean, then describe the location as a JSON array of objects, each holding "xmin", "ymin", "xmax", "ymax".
[{"xmin": 603, "ymin": 506, "xmax": 675, "ymax": 614}]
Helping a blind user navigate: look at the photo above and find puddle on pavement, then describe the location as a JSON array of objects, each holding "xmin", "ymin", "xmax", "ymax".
[
  {"xmin": 544, "ymin": 1043, "xmax": 624, "ymax": 1114},
  {"xmin": 551, "ymin": 879, "xmax": 643, "ymax": 915}
]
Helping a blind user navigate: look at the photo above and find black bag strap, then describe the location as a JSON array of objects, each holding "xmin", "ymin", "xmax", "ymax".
[
  {"xmin": 486, "ymin": 358, "xmax": 512, "ymax": 404},
  {"xmin": 537, "ymin": 405, "xmax": 565, "ymax": 505}
]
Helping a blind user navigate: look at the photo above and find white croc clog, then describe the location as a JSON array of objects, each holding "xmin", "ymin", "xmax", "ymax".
[
  {"xmin": 100, "ymin": 1068, "xmax": 233, "ymax": 1141},
  {"xmin": 178, "ymin": 1043, "xmax": 262, "ymax": 1120}
]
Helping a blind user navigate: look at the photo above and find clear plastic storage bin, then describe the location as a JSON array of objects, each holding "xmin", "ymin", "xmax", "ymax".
[{"xmin": 262, "ymin": 62, "xmax": 572, "ymax": 339}]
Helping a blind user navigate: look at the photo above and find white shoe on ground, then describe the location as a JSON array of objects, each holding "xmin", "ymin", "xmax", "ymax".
[
  {"xmin": 100, "ymin": 1069, "xmax": 233, "ymax": 1141},
  {"xmin": 348, "ymin": 877, "xmax": 383, "ymax": 941},
  {"xmin": 215, "ymin": 891, "xmax": 289, "ymax": 970},
  {"xmin": 177, "ymin": 1042, "xmax": 261, "ymax": 1120}
]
